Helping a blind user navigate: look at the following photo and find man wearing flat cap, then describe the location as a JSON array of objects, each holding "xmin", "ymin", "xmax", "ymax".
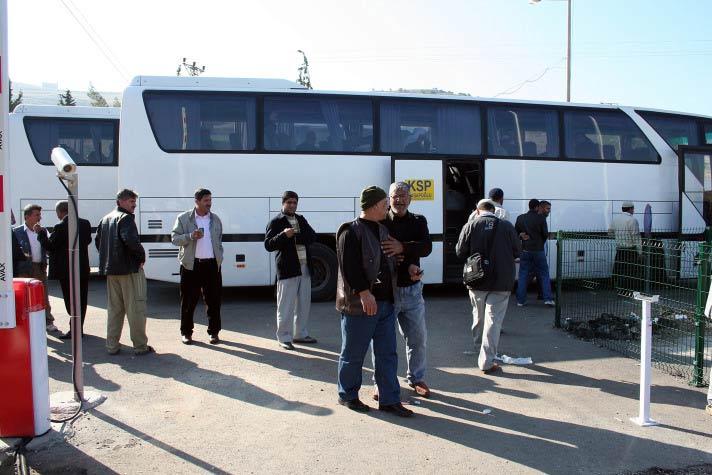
[
  {"xmin": 335, "ymin": 186, "xmax": 413, "ymax": 417},
  {"xmin": 456, "ymin": 199, "xmax": 520, "ymax": 374},
  {"xmin": 609, "ymin": 201, "xmax": 642, "ymax": 291}
]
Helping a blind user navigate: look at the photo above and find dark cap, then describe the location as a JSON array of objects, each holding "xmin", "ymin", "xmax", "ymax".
[
  {"xmin": 282, "ymin": 190, "xmax": 299, "ymax": 203},
  {"xmin": 360, "ymin": 186, "xmax": 387, "ymax": 211},
  {"xmin": 488, "ymin": 188, "xmax": 504, "ymax": 201}
]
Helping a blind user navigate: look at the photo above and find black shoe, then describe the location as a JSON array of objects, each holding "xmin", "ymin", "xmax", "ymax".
[
  {"xmin": 379, "ymin": 402, "xmax": 414, "ymax": 418},
  {"xmin": 135, "ymin": 345, "xmax": 156, "ymax": 356},
  {"xmin": 293, "ymin": 336, "xmax": 317, "ymax": 344},
  {"xmin": 181, "ymin": 335, "xmax": 192, "ymax": 345},
  {"xmin": 338, "ymin": 398, "xmax": 370, "ymax": 413},
  {"xmin": 209, "ymin": 335, "xmax": 220, "ymax": 345},
  {"xmin": 279, "ymin": 341, "xmax": 295, "ymax": 350},
  {"xmin": 59, "ymin": 332, "xmax": 72, "ymax": 340}
]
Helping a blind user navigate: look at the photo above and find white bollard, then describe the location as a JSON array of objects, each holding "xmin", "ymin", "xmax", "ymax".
[{"xmin": 630, "ymin": 292, "xmax": 660, "ymax": 427}]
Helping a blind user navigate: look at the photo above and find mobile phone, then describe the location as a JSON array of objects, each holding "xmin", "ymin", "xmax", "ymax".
[{"xmin": 198, "ymin": 227, "xmax": 205, "ymax": 236}]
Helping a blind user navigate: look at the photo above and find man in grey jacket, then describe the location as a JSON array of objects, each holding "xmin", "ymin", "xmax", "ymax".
[
  {"xmin": 171, "ymin": 188, "xmax": 224, "ymax": 345},
  {"xmin": 456, "ymin": 199, "xmax": 521, "ymax": 374}
]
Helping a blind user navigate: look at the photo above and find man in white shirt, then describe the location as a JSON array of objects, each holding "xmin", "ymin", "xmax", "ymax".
[
  {"xmin": 609, "ymin": 201, "xmax": 643, "ymax": 292},
  {"xmin": 469, "ymin": 188, "xmax": 510, "ymax": 222},
  {"xmin": 171, "ymin": 188, "xmax": 224, "ymax": 345},
  {"xmin": 13, "ymin": 204, "xmax": 55, "ymax": 331}
]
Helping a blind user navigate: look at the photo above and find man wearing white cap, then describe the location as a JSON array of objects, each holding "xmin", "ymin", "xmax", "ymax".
[
  {"xmin": 609, "ymin": 201, "xmax": 643, "ymax": 291},
  {"xmin": 456, "ymin": 199, "xmax": 521, "ymax": 374}
]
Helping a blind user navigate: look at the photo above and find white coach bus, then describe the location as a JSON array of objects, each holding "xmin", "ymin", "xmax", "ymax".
[
  {"xmin": 118, "ymin": 76, "xmax": 712, "ymax": 299},
  {"xmin": 9, "ymin": 105, "xmax": 120, "ymax": 267}
]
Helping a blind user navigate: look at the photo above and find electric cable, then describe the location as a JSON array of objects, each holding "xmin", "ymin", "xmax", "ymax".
[{"xmin": 47, "ymin": 175, "xmax": 84, "ymax": 424}]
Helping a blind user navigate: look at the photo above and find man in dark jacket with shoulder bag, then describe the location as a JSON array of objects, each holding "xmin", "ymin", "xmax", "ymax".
[
  {"xmin": 456, "ymin": 199, "xmax": 520, "ymax": 374},
  {"xmin": 264, "ymin": 190, "xmax": 318, "ymax": 350}
]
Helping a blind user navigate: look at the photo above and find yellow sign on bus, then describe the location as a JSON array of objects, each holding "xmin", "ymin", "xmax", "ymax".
[{"xmin": 404, "ymin": 179, "xmax": 435, "ymax": 201}]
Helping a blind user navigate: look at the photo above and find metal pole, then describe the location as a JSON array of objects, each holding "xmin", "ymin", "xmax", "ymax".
[
  {"xmin": 692, "ymin": 235, "xmax": 710, "ymax": 387},
  {"xmin": 0, "ymin": 0, "xmax": 17, "ymax": 329},
  {"xmin": 555, "ymin": 231, "xmax": 563, "ymax": 328},
  {"xmin": 631, "ymin": 292, "xmax": 659, "ymax": 426},
  {"xmin": 66, "ymin": 174, "xmax": 83, "ymax": 402},
  {"xmin": 566, "ymin": 0, "xmax": 572, "ymax": 102}
]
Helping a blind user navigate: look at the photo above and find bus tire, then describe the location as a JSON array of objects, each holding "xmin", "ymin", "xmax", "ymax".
[{"xmin": 310, "ymin": 243, "xmax": 337, "ymax": 301}]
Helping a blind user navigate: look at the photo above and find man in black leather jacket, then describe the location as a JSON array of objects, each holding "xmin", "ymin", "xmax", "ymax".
[{"xmin": 95, "ymin": 189, "xmax": 153, "ymax": 356}]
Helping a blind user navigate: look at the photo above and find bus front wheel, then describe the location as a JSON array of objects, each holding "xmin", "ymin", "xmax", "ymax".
[{"xmin": 310, "ymin": 243, "xmax": 337, "ymax": 301}]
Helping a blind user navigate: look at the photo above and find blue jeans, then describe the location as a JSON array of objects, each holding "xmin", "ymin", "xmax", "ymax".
[
  {"xmin": 338, "ymin": 301, "xmax": 400, "ymax": 406},
  {"xmin": 517, "ymin": 251, "xmax": 553, "ymax": 304},
  {"xmin": 371, "ymin": 281, "xmax": 427, "ymax": 385},
  {"xmin": 396, "ymin": 281, "xmax": 427, "ymax": 384}
]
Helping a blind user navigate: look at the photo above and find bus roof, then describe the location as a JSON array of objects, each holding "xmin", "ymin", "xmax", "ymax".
[
  {"xmin": 128, "ymin": 76, "xmax": 710, "ymax": 119},
  {"xmin": 12, "ymin": 104, "xmax": 120, "ymax": 118}
]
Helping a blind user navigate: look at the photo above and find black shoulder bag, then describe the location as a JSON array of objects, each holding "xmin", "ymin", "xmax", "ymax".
[{"xmin": 463, "ymin": 217, "xmax": 499, "ymax": 287}]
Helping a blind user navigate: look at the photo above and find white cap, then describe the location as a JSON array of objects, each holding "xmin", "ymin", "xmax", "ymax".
[
  {"xmin": 622, "ymin": 201, "xmax": 634, "ymax": 208},
  {"xmin": 477, "ymin": 199, "xmax": 496, "ymax": 209}
]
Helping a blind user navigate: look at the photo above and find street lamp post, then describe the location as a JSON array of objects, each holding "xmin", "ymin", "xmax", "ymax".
[{"xmin": 531, "ymin": 0, "xmax": 572, "ymax": 102}]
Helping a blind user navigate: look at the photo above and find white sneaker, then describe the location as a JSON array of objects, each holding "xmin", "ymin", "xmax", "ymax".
[
  {"xmin": 544, "ymin": 300, "xmax": 555, "ymax": 307},
  {"xmin": 46, "ymin": 323, "xmax": 58, "ymax": 332},
  {"xmin": 517, "ymin": 303, "xmax": 526, "ymax": 307}
]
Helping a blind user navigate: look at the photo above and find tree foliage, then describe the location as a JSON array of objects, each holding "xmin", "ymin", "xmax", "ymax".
[
  {"xmin": 9, "ymin": 80, "xmax": 22, "ymax": 112},
  {"xmin": 112, "ymin": 97, "xmax": 121, "ymax": 107},
  {"xmin": 88, "ymin": 83, "xmax": 108, "ymax": 107},
  {"xmin": 58, "ymin": 89, "xmax": 76, "ymax": 106},
  {"xmin": 296, "ymin": 50, "xmax": 312, "ymax": 89}
]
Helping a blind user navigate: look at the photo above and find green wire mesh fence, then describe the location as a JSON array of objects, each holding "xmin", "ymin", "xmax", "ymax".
[{"xmin": 554, "ymin": 230, "xmax": 711, "ymax": 386}]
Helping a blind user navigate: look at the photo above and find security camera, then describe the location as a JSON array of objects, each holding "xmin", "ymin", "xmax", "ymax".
[{"xmin": 51, "ymin": 147, "xmax": 77, "ymax": 174}]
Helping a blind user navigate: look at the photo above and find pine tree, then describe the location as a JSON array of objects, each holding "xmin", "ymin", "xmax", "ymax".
[
  {"xmin": 296, "ymin": 50, "xmax": 312, "ymax": 89},
  {"xmin": 58, "ymin": 89, "xmax": 76, "ymax": 106},
  {"xmin": 112, "ymin": 97, "xmax": 121, "ymax": 107},
  {"xmin": 87, "ymin": 83, "xmax": 108, "ymax": 107},
  {"xmin": 9, "ymin": 80, "xmax": 22, "ymax": 112}
]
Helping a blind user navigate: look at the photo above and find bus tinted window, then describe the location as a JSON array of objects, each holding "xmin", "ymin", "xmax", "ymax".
[
  {"xmin": 564, "ymin": 110, "xmax": 657, "ymax": 162},
  {"xmin": 263, "ymin": 97, "xmax": 373, "ymax": 153},
  {"xmin": 704, "ymin": 123, "xmax": 712, "ymax": 145},
  {"xmin": 487, "ymin": 106, "xmax": 558, "ymax": 158},
  {"xmin": 144, "ymin": 92, "xmax": 256, "ymax": 152},
  {"xmin": 380, "ymin": 101, "xmax": 481, "ymax": 155},
  {"xmin": 638, "ymin": 112, "xmax": 699, "ymax": 150},
  {"xmin": 24, "ymin": 118, "xmax": 117, "ymax": 166}
]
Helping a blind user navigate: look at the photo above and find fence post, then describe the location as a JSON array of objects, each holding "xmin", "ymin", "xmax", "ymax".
[
  {"xmin": 555, "ymin": 231, "xmax": 563, "ymax": 328},
  {"xmin": 692, "ymin": 229, "xmax": 711, "ymax": 387}
]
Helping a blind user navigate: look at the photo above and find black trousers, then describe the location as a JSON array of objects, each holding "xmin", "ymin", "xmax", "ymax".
[
  {"xmin": 180, "ymin": 259, "xmax": 222, "ymax": 337},
  {"xmin": 613, "ymin": 247, "xmax": 641, "ymax": 292},
  {"xmin": 58, "ymin": 274, "xmax": 89, "ymax": 332}
]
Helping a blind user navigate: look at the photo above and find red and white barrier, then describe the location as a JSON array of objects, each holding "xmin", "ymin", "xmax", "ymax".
[{"xmin": 0, "ymin": 278, "xmax": 50, "ymax": 437}]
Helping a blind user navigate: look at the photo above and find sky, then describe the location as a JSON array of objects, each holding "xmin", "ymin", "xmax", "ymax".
[{"xmin": 7, "ymin": 0, "xmax": 712, "ymax": 116}]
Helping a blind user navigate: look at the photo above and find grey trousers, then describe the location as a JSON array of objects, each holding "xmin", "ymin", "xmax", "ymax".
[
  {"xmin": 469, "ymin": 290, "xmax": 510, "ymax": 371},
  {"xmin": 275, "ymin": 264, "xmax": 311, "ymax": 343}
]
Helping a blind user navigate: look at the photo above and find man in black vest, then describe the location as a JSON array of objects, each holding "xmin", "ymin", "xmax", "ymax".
[
  {"xmin": 265, "ymin": 191, "xmax": 318, "ymax": 350},
  {"xmin": 335, "ymin": 186, "xmax": 413, "ymax": 417},
  {"xmin": 41, "ymin": 200, "xmax": 92, "ymax": 339}
]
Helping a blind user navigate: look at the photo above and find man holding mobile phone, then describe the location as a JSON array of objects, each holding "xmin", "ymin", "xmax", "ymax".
[
  {"xmin": 171, "ymin": 188, "xmax": 224, "ymax": 345},
  {"xmin": 379, "ymin": 181, "xmax": 433, "ymax": 399}
]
